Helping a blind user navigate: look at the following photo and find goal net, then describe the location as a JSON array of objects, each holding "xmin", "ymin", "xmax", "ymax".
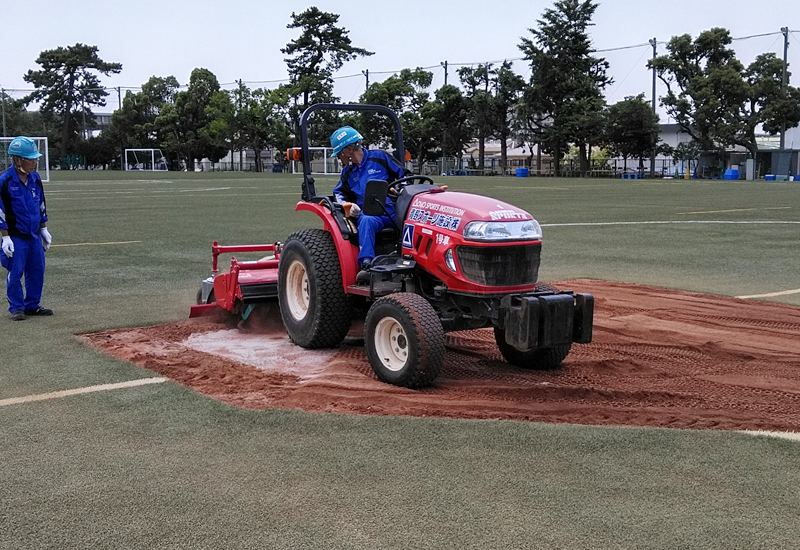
[
  {"xmin": 0, "ymin": 136, "xmax": 50, "ymax": 182},
  {"xmin": 290, "ymin": 147, "xmax": 338, "ymax": 175},
  {"xmin": 124, "ymin": 148, "xmax": 169, "ymax": 171}
]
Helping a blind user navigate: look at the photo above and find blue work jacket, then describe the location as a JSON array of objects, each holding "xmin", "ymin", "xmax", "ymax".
[
  {"xmin": 333, "ymin": 149, "xmax": 406, "ymax": 219},
  {"xmin": 0, "ymin": 166, "xmax": 48, "ymax": 238}
]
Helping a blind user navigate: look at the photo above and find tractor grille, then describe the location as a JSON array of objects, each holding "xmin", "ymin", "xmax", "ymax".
[{"xmin": 456, "ymin": 243, "xmax": 541, "ymax": 287}]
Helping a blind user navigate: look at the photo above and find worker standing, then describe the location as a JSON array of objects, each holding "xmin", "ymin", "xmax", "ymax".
[{"xmin": 1, "ymin": 137, "xmax": 53, "ymax": 321}]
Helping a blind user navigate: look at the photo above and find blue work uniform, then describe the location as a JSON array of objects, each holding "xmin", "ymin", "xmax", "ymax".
[
  {"xmin": 333, "ymin": 149, "xmax": 406, "ymax": 265},
  {"xmin": 0, "ymin": 166, "xmax": 48, "ymax": 313}
]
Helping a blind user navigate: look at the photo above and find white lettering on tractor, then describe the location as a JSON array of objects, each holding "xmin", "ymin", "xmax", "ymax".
[{"xmin": 489, "ymin": 210, "xmax": 529, "ymax": 221}]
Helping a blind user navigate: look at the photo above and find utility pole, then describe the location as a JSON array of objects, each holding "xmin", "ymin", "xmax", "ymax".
[
  {"xmin": 362, "ymin": 69, "xmax": 369, "ymax": 93},
  {"xmin": 441, "ymin": 61, "xmax": 448, "ymax": 86},
  {"xmin": 649, "ymin": 37, "xmax": 658, "ymax": 177},
  {"xmin": 237, "ymin": 79, "xmax": 243, "ymax": 171},
  {"xmin": 1, "ymin": 87, "xmax": 6, "ymax": 138},
  {"xmin": 780, "ymin": 27, "xmax": 789, "ymax": 150}
]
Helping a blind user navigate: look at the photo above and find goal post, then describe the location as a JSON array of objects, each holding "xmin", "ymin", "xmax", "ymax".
[
  {"xmin": 0, "ymin": 136, "xmax": 50, "ymax": 182},
  {"xmin": 290, "ymin": 146, "xmax": 338, "ymax": 175},
  {"xmin": 124, "ymin": 148, "xmax": 169, "ymax": 171}
]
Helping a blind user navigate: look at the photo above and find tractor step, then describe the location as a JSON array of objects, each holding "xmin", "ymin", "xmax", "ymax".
[{"xmin": 346, "ymin": 280, "xmax": 402, "ymax": 298}]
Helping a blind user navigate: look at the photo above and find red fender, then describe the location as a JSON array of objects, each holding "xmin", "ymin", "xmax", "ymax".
[{"xmin": 294, "ymin": 201, "xmax": 360, "ymax": 290}]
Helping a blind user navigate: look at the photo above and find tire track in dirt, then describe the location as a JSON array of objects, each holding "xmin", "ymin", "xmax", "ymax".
[{"xmin": 81, "ymin": 280, "xmax": 800, "ymax": 431}]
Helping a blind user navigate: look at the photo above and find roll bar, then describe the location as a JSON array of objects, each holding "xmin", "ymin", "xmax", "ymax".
[{"xmin": 298, "ymin": 103, "xmax": 405, "ymax": 201}]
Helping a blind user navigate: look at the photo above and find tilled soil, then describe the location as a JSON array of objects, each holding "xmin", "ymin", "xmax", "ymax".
[{"xmin": 81, "ymin": 280, "xmax": 800, "ymax": 431}]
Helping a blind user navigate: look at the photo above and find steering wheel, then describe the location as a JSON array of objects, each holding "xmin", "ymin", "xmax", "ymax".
[{"xmin": 388, "ymin": 175, "xmax": 435, "ymax": 196}]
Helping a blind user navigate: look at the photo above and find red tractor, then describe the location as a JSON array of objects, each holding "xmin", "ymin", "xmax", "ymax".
[{"xmin": 192, "ymin": 104, "xmax": 593, "ymax": 388}]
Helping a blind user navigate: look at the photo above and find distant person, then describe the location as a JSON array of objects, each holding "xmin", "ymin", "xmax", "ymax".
[
  {"xmin": 330, "ymin": 126, "xmax": 406, "ymax": 283},
  {"xmin": 1, "ymin": 137, "xmax": 53, "ymax": 321}
]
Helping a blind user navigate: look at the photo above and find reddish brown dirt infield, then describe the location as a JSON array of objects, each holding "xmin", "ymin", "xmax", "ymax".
[{"xmin": 81, "ymin": 280, "xmax": 800, "ymax": 432}]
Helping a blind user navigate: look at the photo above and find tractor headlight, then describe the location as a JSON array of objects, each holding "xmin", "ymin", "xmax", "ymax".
[
  {"xmin": 463, "ymin": 219, "xmax": 542, "ymax": 241},
  {"xmin": 444, "ymin": 248, "xmax": 457, "ymax": 272}
]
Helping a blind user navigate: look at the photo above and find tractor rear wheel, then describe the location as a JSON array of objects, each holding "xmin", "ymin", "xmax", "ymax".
[
  {"xmin": 365, "ymin": 293, "xmax": 444, "ymax": 388},
  {"xmin": 278, "ymin": 229, "xmax": 352, "ymax": 348},
  {"xmin": 493, "ymin": 327, "xmax": 571, "ymax": 370}
]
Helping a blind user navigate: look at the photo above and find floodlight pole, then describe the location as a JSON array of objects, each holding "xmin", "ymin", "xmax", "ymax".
[
  {"xmin": 362, "ymin": 69, "xmax": 369, "ymax": 93},
  {"xmin": 441, "ymin": 61, "xmax": 448, "ymax": 86},
  {"xmin": 780, "ymin": 27, "xmax": 789, "ymax": 150},
  {"xmin": 649, "ymin": 38, "xmax": 657, "ymax": 177}
]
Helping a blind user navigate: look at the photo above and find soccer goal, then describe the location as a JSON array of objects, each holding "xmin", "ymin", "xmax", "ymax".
[
  {"xmin": 124, "ymin": 148, "xmax": 169, "ymax": 171},
  {"xmin": 1, "ymin": 136, "xmax": 50, "ymax": 182},
  {"xmin": 290, "ymin": 146, "xmax": 338, "ymax": 175}
]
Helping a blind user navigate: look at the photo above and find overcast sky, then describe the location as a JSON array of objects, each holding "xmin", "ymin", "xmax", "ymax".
[{"xmin": 3, "ymin": 0, "xmax": 798, "ymax": 121}]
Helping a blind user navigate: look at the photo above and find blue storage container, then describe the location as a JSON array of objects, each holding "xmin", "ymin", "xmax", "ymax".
[
  {"xmin": 515, "ymin": 167, "xmax": 529, "ymax": 177},
  {"xmin": 723, "ymin": 169, "xmax": 739, "ymax": 180},
  {"xmin": 765, "ymin": 174, "xmax": 776, "ymax": 181}
]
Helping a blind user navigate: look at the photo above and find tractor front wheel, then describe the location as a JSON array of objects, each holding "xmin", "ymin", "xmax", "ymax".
[
  {"xmin": 278, "ymin": 229, "xmax": 352, "ymax": 348},
  {"xmin": 493, "ymin": 327, "xmax": 571, "ymax": 370},
  {"xmin": 365, "ymin": 293, "xmax": 444, "ymax": 388}
]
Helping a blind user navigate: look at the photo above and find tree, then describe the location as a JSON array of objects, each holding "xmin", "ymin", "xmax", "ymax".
[
  {"xmin": 429, "ymin": 85, "xmax": 472, "ymax": 159},
  {"xmin": 230, "ymin": 83, "xmax": 292, "ymax": 172},
  {"xmin": 491, "ymin": 61, "xmax": 526, "ymax": 174},
  {"xmin": 459, "ymin": 64, "xmax": 495, "ymax": 171},
  {"xmin": 281, "ymin": 7, "xmax": 373, "ymax": 143},
  {"xmin": 106, "ymin": 76, "xmax": 179, "ymax": 151},
  {"xmin": 155, "ymin": 68, "xmax": 233, "ymax": 170},
  {"xmin": 649, "ymin": 28, "xmax": 800, "ymax": 161},
  {"xmin": 518, "ymin": 0, "xmax": 611, "ymax": 174},
  {"xmin": 604, "ymin": 94, "xmax": 661, "ymax": 172},
  {"xmin": 23, "ymin": 43, "xmax": 122, "ymax": 158},
  {"xmin": 1, "ymin": 92, "xmax": 48, "ymax": 139},
  {"xmin": 355, "ymin": 68, "xmax": 435, "ymax": 170}
]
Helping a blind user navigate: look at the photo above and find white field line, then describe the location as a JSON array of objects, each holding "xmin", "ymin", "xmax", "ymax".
[
  {"xmin": 51, "ymin": 240, "xmax": 141, "ymax": 248},
  {"xmin": 0, "ymin": 377, "xmax": 168, "ymax": 408},
  {"xmin": 542, "ymin": 220, "xmax": 800, "ymax": 227},
  {"xmin": 737, "ymin": 288, "xmax": 800, "ymax": 299},
  {"xmin": 740, "ymin": 430, "xmax": 800, "ymax": 442}
]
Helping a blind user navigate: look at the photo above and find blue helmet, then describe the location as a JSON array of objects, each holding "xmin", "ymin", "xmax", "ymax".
[
  {"xmin": 8, "ymin": 136, "xmax": 42, "ymax": 159},
  {"xmin": 330, "ymin": 126, "xmax": 363, "ymax": 157}
]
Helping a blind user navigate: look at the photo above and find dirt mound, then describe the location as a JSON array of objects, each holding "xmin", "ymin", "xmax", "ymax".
[{"xmin": 81, "ymin": 280, "xmax": 800, "ymax": 431}]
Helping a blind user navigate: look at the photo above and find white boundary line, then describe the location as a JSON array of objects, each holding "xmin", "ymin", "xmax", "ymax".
[
  {"xmin": 0, "ymin": 377, "xmax": 168, "ymax": 407},
  {"xmin": 740, "ymin": 431, "xmax": 800, "ymax": 442},
  {"xmin": 542, "ymin": 220, "xmax": 800, "ymax": 227},
  {"xmin": 737, "ymin": 289, "xmax": 800, "ymax": 299}
]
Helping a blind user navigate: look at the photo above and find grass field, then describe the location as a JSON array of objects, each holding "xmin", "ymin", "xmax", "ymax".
[{"xmin": 2, "ymin": 171, "xmax": 800, "ymax": 549}]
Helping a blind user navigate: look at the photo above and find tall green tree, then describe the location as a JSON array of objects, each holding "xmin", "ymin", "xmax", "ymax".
[
  {"xmin": 430, "ymin": 85, "xmax": 472, "ymax": 159},
  {"xmin": 155, "ymin": 68, "xmax": 233, "ymax": 170},
  {"xmin": 23, "ymin": 43, "xmax": 122, "ymax": 157},
  {"xmin": 1, "ymin": 92, "xmax": 48, "ymax": 139},
  {"xmin": 281, "ymin": 7, "xmax": 373, "ymax": 143},
  {"xmin": 604, "ymin": 94, "xmax": 661, "ymax": 171},
  {"xmin": 518, "ymin": 0, "xmax": 611, "ymax": 174},
  {"xmin": 491, "ymin": 61, "xmax": 526, "ymax": 174},
  {"xmin": 355, "ymin": 68, "xmax": 435, "ymax": 169},
  {"xmin": 650, "ymin": 28, "xmax": 800, "ymax": 160},
  {"xmin": 106, "ymin": 75, "xmax": 179, "ymax": 151},
  {"xmin": 230, "ymin": 83, "xmax": 291, "ymax": 172},
  {"xmin": 458, "ymin": 64, "xmax": 495, "ymax": 171}
]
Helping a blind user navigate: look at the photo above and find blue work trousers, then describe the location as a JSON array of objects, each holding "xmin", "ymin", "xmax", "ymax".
[
  {"xmin": 3, "ymin": 235, "xmax": 45, "ymax": 313},
  {"xmin": 357, "ymin": 214, "xmax": 394, "ymax": 265}
]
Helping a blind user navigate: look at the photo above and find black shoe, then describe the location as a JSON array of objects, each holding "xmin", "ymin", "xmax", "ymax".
[
  {"xmin": 356, "ymin": 269, "xmax": 371, "ymax": 285},
  {"xmin": 356, "ymin": 261, "xmax": 372, "ymax": 285},
  {"xmin": 10, "ymin": 311, "xmax": 26, "ymax": 321},
  {"xmin": 24, "ymin": 307, "xmax": 53, "ymax": 316}
]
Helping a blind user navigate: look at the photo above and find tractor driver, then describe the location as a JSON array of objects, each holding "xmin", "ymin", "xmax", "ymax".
[
  {"xmin": 1, "ymin": 137, "xmax": 53, "ymax": 321},
  {"xmin": 330, "ymin": 126, "xmax": 406, "ymax": 282}
]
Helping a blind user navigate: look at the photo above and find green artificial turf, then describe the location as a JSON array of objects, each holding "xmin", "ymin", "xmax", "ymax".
[{"xmin": 1, "ymin": 171, "xmax": 799, "ymax": 549}]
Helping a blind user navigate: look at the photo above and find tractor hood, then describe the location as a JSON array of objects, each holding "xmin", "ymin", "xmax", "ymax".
[{"xmin": 407, "ymin": 191, "xmax": 537, "ymax": 234}]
